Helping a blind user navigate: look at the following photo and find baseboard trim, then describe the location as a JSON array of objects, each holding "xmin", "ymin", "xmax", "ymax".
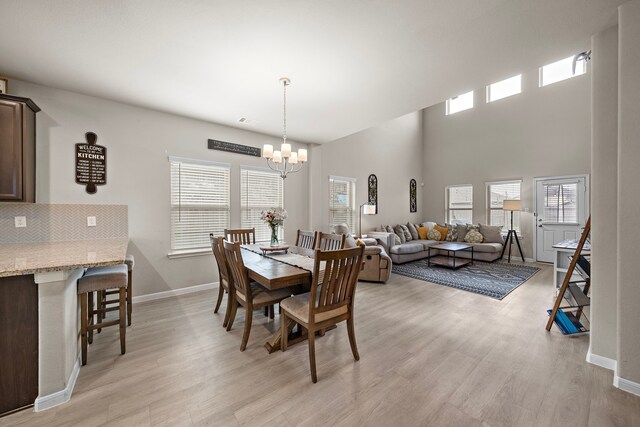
[
  {"xmin": 34, "ymin": 356, "xmax": 81, "ymax": 412},
  {"xmin": 132, "ymin": 282, "xmax": 218, "ymax": 304},
  {"xmin": 586, "ymin": 349, "xmax": 617, "ymax": 371},
  {"xmin": 614, "ymin": 375, "xmax": 640, "ymax": 397}
]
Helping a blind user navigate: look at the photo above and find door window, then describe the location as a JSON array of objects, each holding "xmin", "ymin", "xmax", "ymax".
[{"xmin": 542, "ymin": 183, "xmax": 578, "ymax": 223}]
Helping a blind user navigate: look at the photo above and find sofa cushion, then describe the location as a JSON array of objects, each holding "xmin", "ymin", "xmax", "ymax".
[
  {"xmin": 479, "ymin": 224, "xmax": 504, "ymax": 244},
  {"xmin": 456, "ymin": 224, "xmax": 468, "ymax": 242},
  {"xmin": 427, "ymin": 228, "xmax": 442, "ymax": 241},
  {"xmin": 400, "ymin": 224, "xmax": 412, "ymax": 241},
  {"xmin": 421, "ymin": 221, "xmax": 436, "ymax": 230},
  {"xmin": 417, "ymin": 226, "xmax": 429, "ymax": 240},
  {"xmin": 445, "ymin": 223, "xmax": 458, "ymax": 242},
  {"xmin": 469, "ymin": 243, "xmax": 503, "ymax": 253},
  {"xmin": 412, "ymin": 239, "xmax": 440, "ymax": 250},
  {"xmin": 393, "ymin": 225, "xmax": 407, "ymax": 243},
  {"xmin": 407, "ymin": 222, "xmax": 420, "ymax": 240},
  {"xmin": 433, "ymin": 224, "xmax": 448, "ymax": 241},
  {"xmin": 464, "ymin": 229, "xmax": 484, "ymax": 243},
  {"xmin": 389, "ymin": 243, "xmax": 425, "ymax": 255}
]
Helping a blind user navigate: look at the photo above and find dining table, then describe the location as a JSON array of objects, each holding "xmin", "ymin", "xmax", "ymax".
[{"xmin": 240, "ymin": 244, "xmax": 321, "ymax": 353}]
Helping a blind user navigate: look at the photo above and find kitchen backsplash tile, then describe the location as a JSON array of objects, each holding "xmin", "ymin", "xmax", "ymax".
[{"xmin": 0, "ymin": 204, "xmax": 128, "ymax": 243}]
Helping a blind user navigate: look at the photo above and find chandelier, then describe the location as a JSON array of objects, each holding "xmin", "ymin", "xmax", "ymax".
[{"xmin": 262, "ymin": 77, "xmax": 307, "ymax": 179}]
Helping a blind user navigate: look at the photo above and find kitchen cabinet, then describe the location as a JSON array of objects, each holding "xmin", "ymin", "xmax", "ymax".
[
  {"xmin": 0, "ymin": 94, "xmax": 40, "ymax": 202},
  {"xmin": 0, "ymin": 274, "xmax": 38, "ymax": 415}
]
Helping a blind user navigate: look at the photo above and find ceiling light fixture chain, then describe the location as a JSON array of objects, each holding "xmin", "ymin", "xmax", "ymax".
[{"xmin": 262, "ymin": 77, "xmax": 307, "ymax": 179}]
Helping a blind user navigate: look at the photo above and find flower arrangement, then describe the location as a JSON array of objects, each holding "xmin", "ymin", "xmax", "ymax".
[
  {"xmin": 260, "ymin": 208, "xmax": 287, "ymax": 246},
  {"xmin": 260, "ymin": 208, "xmax": 288, "ymax": 226}
]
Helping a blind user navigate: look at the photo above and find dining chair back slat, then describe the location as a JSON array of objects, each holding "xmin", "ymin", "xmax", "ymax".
[
  {"xmin": 296, "ymin": 230, "xmax": 317, "ymax": 250},
  {"xmin": 210, "ymin": 235, "xmax": 236, "ymax": 329},
  {"xmin": 224, "ymin": 228, "xmax": 256, "ymax": 245},
  {"xmin": 315, "ymin": 232, "xmax": 346, "ymax": 251},
  {"xmin": 222, "ymin": 240, "xmax": 251, "ymax": 300}
]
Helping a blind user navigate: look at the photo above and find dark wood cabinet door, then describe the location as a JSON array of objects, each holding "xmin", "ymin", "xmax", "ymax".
[
  {"xmin": 0, "ymin": 275, "xmax": 39, "ymax": 415},
  {"xmin": 0, "ymin": 100, "xmax": 23, "ymax": 200}
]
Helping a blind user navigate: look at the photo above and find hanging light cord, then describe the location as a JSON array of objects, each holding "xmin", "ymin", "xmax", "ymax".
[{"xmin": 282, "ymin": 79, "xmax": 288, "ymax": 144}]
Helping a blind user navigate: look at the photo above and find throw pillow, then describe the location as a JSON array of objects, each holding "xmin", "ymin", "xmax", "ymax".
[
  {"xmin": 421, "ymin": 221, "xmax": 436, "ymax": 231},
  {"xmin": 384, "ymin": 225, "xmax": 394, "ymax": 234},
  {"xmin": 479, "ymin": 224, "xmax": 504, "ymax": 244},
  {"xmin": 344, "ymin": 235, "xmax": 357, "ymax": 248},
  {"xmin": 456, "ymin": 224, "xmax": 468, "ymax": 242},
  {"xmin": 433, "ymin": 224, "xmax": 448, "ymax": 241},
  {"xmin": 427, "ymin": 228, "xmax": 442, "ymax": 241},
  {"xmin": 393, "ymin": 225, "xmax": 406, "ymax": 244},
  {"xmin": 355, "ymin": 239, "xmax": 364, "ymax": 247},
  {"xmin": 445, "ymin": 223, "xmax": 458, "ymax": 242},
  {"xmin": 417, "ymin": 226, "xmax": 429, "ymax": 240},
  {"xmin": 407, "ymin": 222, "xmax": 420, "ymax": 240},
  {"xmin": 400, "ymin": 224, "xmax": 412, "ymax": 241},
  {"xmin": 464, "ymin": 229, "xmax": 484, "ymax": 243}
]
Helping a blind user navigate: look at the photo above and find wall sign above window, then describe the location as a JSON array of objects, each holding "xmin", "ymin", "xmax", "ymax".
[
  {"xmin": 75, "ymin": 132, "xmax": 106, "ymax": 194},
  {"xmin": 208, "ymin": 139, "xmax": 261, "ymax": 157}
]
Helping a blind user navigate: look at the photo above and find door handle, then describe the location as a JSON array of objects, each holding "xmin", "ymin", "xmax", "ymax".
[{"xmin": 538, "ymin": 225, "xmax": 543, "ymax": 228}]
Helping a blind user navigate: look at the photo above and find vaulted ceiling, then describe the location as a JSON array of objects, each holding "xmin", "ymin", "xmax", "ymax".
[{"xmin": 0, "ymin": 0, "xmax": 623, "ymax": 143}]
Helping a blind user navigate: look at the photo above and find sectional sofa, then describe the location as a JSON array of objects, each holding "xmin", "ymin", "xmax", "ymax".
[{"xmin": 368, "ymin": 222, "xmax": 505, "ymax": 264}]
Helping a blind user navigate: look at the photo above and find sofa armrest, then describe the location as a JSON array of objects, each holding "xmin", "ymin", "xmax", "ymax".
[
  {"xmin": 367, "ymin": 232, "xmax": 394, "ymax": 253},
  {"xmin": 363, "ymin": 246, "xmax": 383, "ymax": 256}
]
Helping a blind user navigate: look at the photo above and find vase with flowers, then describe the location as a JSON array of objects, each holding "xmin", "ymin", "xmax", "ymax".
[{"xmin": 260, "ymin": 208, "xmax": 288, "ymax": 247}]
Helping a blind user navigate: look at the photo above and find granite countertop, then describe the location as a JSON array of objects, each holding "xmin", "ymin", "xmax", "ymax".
[{"xmin": 0, "ymin": 239, "xmax": 129, "ymax": 278}]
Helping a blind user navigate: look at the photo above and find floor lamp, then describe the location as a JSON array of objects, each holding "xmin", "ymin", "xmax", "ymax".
[
  {"xmin": 359, "ymin": 203, "xmax": 376, "ymax": 238},
  {"xmin": 500, "ymin": 199, "xmax": 525, "ymax": 263}
]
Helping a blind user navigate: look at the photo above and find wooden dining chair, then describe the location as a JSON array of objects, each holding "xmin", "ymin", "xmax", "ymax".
[
  {"xmin": 295, "ymin": 230, "xmax": 317, "ymax": 250},
  {"xmin": 210, "ymin": 234, "xmax": 236, "ymax": 329},
  {"xmin": 223, "ymin": 240, "xmax": 292, "ymax": 351},
  {"xmin": 224, "ymin": 228, "xmax": 256, "ymax": 244},
  {"xmin": 315, "ymin": 232, "xmax": 346, "ymax": 251},
  {"xmin": 280, "ymin": 245, "xmax": 365, "ymax": 383}
]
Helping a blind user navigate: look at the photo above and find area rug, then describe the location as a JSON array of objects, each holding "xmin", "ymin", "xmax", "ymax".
[{"xmin": 392, "ymin": 259, "xmax": 540, "ymax": 300}]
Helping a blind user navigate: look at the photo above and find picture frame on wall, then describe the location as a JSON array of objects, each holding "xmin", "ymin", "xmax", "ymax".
[{"xmin": 0, "ymin": 77, "xmax": 7, "ymax": 94}]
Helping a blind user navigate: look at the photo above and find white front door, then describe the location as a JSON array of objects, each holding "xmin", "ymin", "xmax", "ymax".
[{"xmin": 535, "ymin": 175, "xmax": 589, "ymax": 263}]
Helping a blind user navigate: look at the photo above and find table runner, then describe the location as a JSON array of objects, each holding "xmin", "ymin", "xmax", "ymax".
[{"xmin": 241, "ymin": 245, "xmax": 326, "ymax": 282}]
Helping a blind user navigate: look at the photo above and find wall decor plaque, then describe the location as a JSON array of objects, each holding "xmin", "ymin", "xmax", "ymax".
[
  {"xmin": 75, "ymin": 132, "xmax": 106, "ymax": 194},
  {"xmin": 208, "ymin": 139, "xmax": 261, "ymax": 157},
  {"xmin": 410, "ymin": 179, "xmax": 417, "ymax": 213},
  {"xmin": 368, "ymin": 174, "xmax": 378, "ymax": 214}
]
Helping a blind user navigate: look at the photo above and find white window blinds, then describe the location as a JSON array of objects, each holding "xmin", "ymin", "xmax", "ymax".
[
  {"xmin": 487, "ymin": 181, "xmax": 521, "ymax": 231},
  {"xmin": 170, "ymin": 158, "xmax": 230, "ymax": 251},
  {"xmin": 446, "ymin": 185, "xmax": 473, "ymax": 223},
  {"xmin": 240, "ymin": 167, "xmax": 284, "ymax": 243},
  {"xmin": 542, "ymin": 183, "xmax": 578, "ymax": 223},
  {"xmin": 329, "ymin": 176, "xmax": 356, "ymax": 232}
]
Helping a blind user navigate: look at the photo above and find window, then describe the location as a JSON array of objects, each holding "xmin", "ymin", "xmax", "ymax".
[
  {"xmin": 539, "ymin": 55, "xmax": 587, "ymax": 87},
  {"xmin": 487, "ymin": 74, "xmax": 522, "ymax": 102},
  {"xmin": 329, "ymin": 176, "xmax": 356, "ymax": 232},
  {"xmin": 487, "ymin": 180, "xmax": 521, "ymax": 231},
  {"xmin": 446, "ymin": 90, "xmax": 474, "ymax": 115},
  {"xmin": 542, "ymin": 182, "xmax": 578, "ymax": 223},
  {"xmin": 241, "ymin": 167, "xmax": 284, "ymax": 242},
  {"xmin": 446, "ymin": 185, "xmax": 473, "ymax": 223},
  {"xmin": 170, "ymin": 157, "xmax": 230, "ymax": 251}
]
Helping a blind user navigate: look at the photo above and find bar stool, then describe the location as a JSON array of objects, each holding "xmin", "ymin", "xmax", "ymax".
[
  {"xmin": 77, "ymin": 264, "xmax": 127, "ymax": 365},
  {"xmin": 99, "ymin": 254, "xmax": 134, "ymax": 326}
]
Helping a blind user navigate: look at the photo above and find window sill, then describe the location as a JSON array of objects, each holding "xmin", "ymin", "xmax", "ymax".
[{"xmin": 167, "ymin": 248, "xmax": 211, "ymax": 259}]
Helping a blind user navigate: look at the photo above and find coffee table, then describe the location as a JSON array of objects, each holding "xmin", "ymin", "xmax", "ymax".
[{"xmin": 427, "ymin": 242, "xmax": 474, "ymax": 269}]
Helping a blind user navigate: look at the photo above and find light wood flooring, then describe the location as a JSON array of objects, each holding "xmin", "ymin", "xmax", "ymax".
[{"xmin": 2, "ymin": 263, "xmax": 640, "ymax": 426}]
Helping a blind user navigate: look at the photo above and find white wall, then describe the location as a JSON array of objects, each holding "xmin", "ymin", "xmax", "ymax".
[
  {"xmin": 309, "ymin": 111, "xmax": 424, "ymax": 234},
  {"xmin": 590, "ymin": 23, "xmax": 619, "ymax": 362},
  {"xmin": 11, "ymin": 80, "xmax": 311, "ymax": 297},
  {"xmin": 616, "ymin": 0, "xmax": 640, "ymax": 387},
  {"xmin": 422, "ymin": 66, "xmax": 591, "ymax": 259}
]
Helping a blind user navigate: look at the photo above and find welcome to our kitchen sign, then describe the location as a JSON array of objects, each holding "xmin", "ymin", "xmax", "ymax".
[{"xmin": 75, "ymin": 132, "xmax": 106, "ymax": 194}]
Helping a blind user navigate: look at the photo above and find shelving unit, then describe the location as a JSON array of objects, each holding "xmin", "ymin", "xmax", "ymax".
[{"xmin": 546, "ymin": 217, "xmax": 591, "ymax": 335}]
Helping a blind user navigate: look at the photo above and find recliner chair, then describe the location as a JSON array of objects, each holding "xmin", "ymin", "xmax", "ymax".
[{"xmin": 333, "ymin": 224, "xmax": 392, "ymax": 283}]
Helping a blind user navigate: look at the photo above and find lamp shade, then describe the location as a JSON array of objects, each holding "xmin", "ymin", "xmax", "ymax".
[
  {"xmin": 363, "ymin": 204, "xmax": 376, "ymax": 215},
  {"xmin": 503, "ymin": 200, "xmax": 522, "ymax": 211}
]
